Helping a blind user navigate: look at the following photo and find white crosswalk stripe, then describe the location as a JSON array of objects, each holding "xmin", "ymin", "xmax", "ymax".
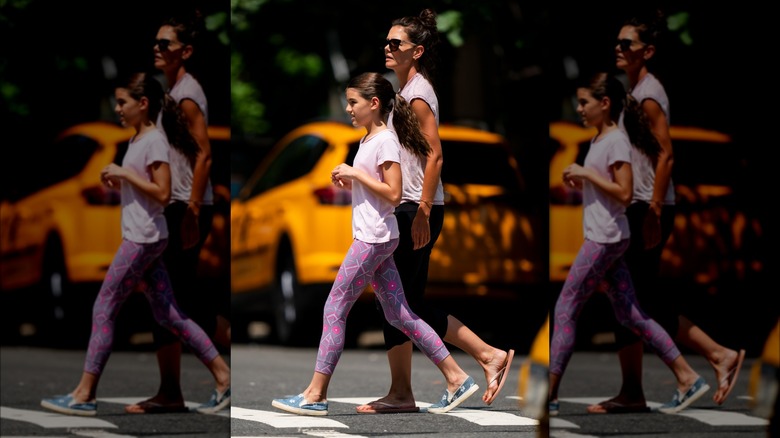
[
  {"xmin": 0, "ymin": 406, "xmax": 118, "ymax": 429},
  {"xmin": 231, "ymin": 406, "xmax": 349, "ymax": 428},
  {"xmin": 560, "ymin": 397, "xmax": 769, "ymax": 427}
]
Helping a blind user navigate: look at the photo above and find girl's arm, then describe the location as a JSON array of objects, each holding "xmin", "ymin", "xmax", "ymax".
[
  {"xmin": 563, "ymin": 161, "xmax": 632, "ymax": 206},
  {"xmin": 102, "ymin": 161, "xmax": 171, "ymax": 206},
  {"xmin": 331, "ymin": 161, "xmax": 401, "ymax": 206},
  {"xmin": 410, "ymin": 98, "xmax": 442, "ymax": 249},
  {"xmin": 180, "ymin": 99, "xmax": 212, "ymax": 216}
]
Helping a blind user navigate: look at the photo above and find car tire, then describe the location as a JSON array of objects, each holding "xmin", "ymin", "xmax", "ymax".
[
  {"xmin": 37, "ymin": 237, "xmax": 90, "ymax": 347},
  {"xmin": 272, "ymin": 241, "xmax": 319, "ymax": 346}
]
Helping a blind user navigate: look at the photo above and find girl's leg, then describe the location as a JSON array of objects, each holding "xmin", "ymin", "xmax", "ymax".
[
  {"xmin": 295, "ymin": 240, "xmax": 393, "ymax": 403},
  {"xmin": 79, "ymin": 240, "xmax": 167, "ymax": 393},
  {"xmin": 142, "ymin": 256, "xmax": 228, "ymax": 393},
  {"xmin": 549, "ymin": 239, "xmax": 622, "ymax": 400}
]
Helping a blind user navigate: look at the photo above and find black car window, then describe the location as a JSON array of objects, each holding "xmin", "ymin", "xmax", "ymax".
[
  {"xmin": 440, "ymin": 140, "xmax": 522, "ymax": 194},
  {"xmin": 246, "ymin": 134, "xmax": 328, "ymax": 198},
  {"xmin": 671, "ymin": 139, "xmax": 742, "ymax": 187},
  {"xmin": 113, "ymin": 141, "xmax": 129, "ymax": 165},
  {"xmin": 37, "ymin": 134, "xmax": 100, "ymax": 193}
]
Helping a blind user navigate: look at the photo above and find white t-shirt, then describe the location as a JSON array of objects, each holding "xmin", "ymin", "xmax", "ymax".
[
  {"xmin": 582, "ymin": 129, "xmax": 631, "ymax": 243},
  {"xmin": 161, "ymin": 72, "xmax": 214, "ymax": 205},
  {"xmin": 619, "ymin": 72, "xmax": 675, "ymax": 205},
  {"xmin": 350, "ymin": 129, "xmax": 401, "ymax": 243},
  {"xmin": 389, "ymin": 72, "xmax": 445, "ymax": 205},
  {"xmin": 120, "ymin": 129, "xmax": 170, "ymax": 243}
]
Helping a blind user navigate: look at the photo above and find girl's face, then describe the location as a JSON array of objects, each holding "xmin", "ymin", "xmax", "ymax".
[
  {"xmin": 385, "ymin": 25, "xmax": 419, "ymax": 71},
  {"xmin": 114, "ymin": 88, "xmax": 145, "ymax": 128},
  {"xmin": 345, "ymin": 88, "xmax": 377, "ymax": 128},
  {"xmin": 153, "ymin": 25, "xmax": 189, "ymax": 71},
  {"xmin": 576, "ymin": 88, "xmax": 607, "ymax": 128},
  {"xmin": 615, "ymin": 25, "xmax": 650, "ymax": 71}
]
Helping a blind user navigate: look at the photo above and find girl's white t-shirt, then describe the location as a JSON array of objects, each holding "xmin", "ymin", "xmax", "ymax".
[
  {"xmin": 350, "ymin": 129, "xmax": 401, "ymax": 243},
  {"xmin": 120, "ymin": 128, "xmax": 170, "ymax": 243},
  {"xmin": 582, "ymin": 128, "xmax": 632, "ymax": 243}
]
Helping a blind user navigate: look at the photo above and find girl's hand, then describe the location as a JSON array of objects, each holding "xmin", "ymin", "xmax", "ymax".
[
  {"xmin": 101, "ymin": 164, "xmax": 124, "ymax": 188},
  {"xmin": 332, "ymin": 163, "xmax": 356, "ymax": 181},
  {"xmin": 563, "ymin": 163, "xmax": 587, "ymax": 188}
]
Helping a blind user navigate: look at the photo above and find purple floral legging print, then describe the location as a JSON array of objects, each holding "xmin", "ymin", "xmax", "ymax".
[
  {"xmin": 316, "ymin": 239, "xmax": 450, "ymax": 375},
  {"xmin": 550, "ymin": 239, "xmax": 680, "ymax": 376},
  {"xmin": 84, "ymin": 239, "xmax": 218, "ymax": 375}
]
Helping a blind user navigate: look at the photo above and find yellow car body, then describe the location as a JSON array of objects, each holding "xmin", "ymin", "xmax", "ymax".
[
  {"xmin": 231, "ymin": 121, "xmax": 542, "ymax": 343},
  {"xmin": 0, "ymin": 121, "xmax": 230, "ymax": 338}
]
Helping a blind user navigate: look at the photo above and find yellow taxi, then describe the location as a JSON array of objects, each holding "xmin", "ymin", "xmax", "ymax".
[
  {"xmin": 231, "ymin": 121, "xmax": 542, "ymax": 344},
  {"xmin": 748, "ymin": 319, "xmax": 779, "ymax": 432},
  {"xmin": 549, "ymin": 120, "xmax": 761, "ymax": 289},
  {"xmin": 0, "ymin": 121, "xmax": 230, "ymax": 341}
]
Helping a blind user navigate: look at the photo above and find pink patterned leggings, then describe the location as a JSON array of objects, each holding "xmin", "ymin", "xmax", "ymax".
[
  {"xmin": 315, "ymin": 239, "xmax": 450, "ymax": 375},
  {"xmin": 84, "ymin": 239, "xmax": 218, "ymax": 375},
  {"xmin": 550, "ymin": 239, "xmax": 680, "ymax": 376}
]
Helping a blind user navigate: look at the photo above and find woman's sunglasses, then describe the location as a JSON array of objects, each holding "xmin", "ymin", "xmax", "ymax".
[
  {"xmin": 154, "ymin": 38, "xmax": 181, "ymax": 51},
  {"xmin": 385, "ymin": 38, "xmax": 417, "ymax": 52},
  {"xmin": 616, "ymin": 38, "xmax": 645, "ymax": 52}
]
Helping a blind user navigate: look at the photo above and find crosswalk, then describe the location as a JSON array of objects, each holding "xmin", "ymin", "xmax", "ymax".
[
  {"xmin": 549, "ymin": 396, "xmax": 769, "ymax": 438},
  {"xmin": 1, "ymin": 395, "xmax": 538, "ymax": 436}
]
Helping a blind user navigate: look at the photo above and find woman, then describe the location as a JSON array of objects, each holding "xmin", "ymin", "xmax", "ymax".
[
  {"xmin": 356, "ymin": 9, "xmax": 514, "ymax": 414},
  {"xmin": 125, "ymin": 13, "xmax": 231, "ymax": 414},
  {"xmin": 587, "ymin": 13, "xmax": 744, "ymax": 414}
]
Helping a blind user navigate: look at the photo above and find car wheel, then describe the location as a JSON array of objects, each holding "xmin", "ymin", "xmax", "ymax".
[
  {"xmin": 272, "ymin": 241, "xmax": 319, "ymax": 346},
  {"xmin": 37, "ymin": 238, "xmax": 90, "ymax": 346}
]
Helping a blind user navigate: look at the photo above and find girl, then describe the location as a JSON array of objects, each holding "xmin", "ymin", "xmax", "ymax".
[
  {"xmin": 548, "ymin": 72, "xmax": 707, "ymax": 416},
  {"xmin": 357, "ymin": 9, "xmax": 513, "ymax": 415},
  {"xmin": 587, "ymin": 13, "xmax": 744, "ymax": 414},
  {"xmin": 40, "ymin": 73, "xmax": 230, "ymax": 417},
  {"xmin": 126, "ymin": 14, "xmax": 231, "ymax": 414},
  {"xmin": 271, "ymin": 72, "xmax": 478, "ymax": 416}
]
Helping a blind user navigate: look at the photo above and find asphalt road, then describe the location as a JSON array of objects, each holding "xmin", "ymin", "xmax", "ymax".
[{"xmin": 549, "ymin": 351, "xmax": 771, "ymax": 438}]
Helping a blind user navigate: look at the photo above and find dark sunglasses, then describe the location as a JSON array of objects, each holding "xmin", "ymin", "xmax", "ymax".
[
  {"xmin": 385, "ymin": 38, "xmax": 417, "ymax": 52},
  {"xmin": 617, "ymin": 38, "xmax": 645, "ymax": 52},
  {"xmin": 154, "ymin": 38, "xmax": 180, "ymax": 51}
]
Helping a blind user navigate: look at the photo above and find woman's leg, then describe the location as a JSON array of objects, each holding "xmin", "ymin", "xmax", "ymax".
[
  {"xmin": 141, "ymin": 255, "xmax": 228, "ymax": 393},
  {"xmin": 605, "ymin": 256, "xmax": 703, "ymax": 397}
]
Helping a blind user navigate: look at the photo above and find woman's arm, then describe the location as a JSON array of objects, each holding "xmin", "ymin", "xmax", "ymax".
[
  {"xmin": 563, "ymin": 161, "xmax": 632, "ymax": 206},
  {"xmin": 410, "ymin": 98, "xmax": 442, "ymax": 249},
  {"xmin": 180, "ymin": 98, "xmax": 212, "ymax": 216},
  {"xmin": 331, "ymin": 161, "xmax": 401, "ymax": 206},
  {"xmin": 642, "ymin": 99, "xmax": 673, "ymax": 214},
  {"xmin": 102, "ymin": 161, "xmax": 171, "ymax": 206}
]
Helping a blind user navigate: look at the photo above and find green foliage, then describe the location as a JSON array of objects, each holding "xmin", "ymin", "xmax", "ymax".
[
  {"xmin": 437, "ymin": 10, "xmax": 464, "ymax": 47},
  {"xmin": 231, "ymin": 52, "xmax": 268, "ymax": 135},
  {"xmin": 275, "ymin": 48, "xmax": 323, "ymax": 79},
  {"xmin": 667, "ymin": 12, "xmax": 693, "ymax": 46},
  {"xmin": 206, "ymin": 11, "xmax": 230, "ymax": 46},
  {"xmin": 231, "ymin": 0, "xmax": 267, "ymax": 31}
]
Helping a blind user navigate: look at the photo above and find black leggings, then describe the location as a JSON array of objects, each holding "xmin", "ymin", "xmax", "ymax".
[
  {"xmin": 153, "ymin": 201, "xmax": 216, "ymax": 347},
  {"xmin": 382, "ymin": 202, "xmax": 450, "ymax": 349},
  {"xmin": 614, "ymin": 201, "xmax": 678, "ymax": 348}
]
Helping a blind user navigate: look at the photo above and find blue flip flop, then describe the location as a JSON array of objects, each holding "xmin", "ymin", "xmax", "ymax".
[
  {"xmin": 41, "ymin": 394, "xmax": 97, "ymax": 417},
  {"xmin": 272, "ymin": 393, "xmax": 329, "ymax": 416}
]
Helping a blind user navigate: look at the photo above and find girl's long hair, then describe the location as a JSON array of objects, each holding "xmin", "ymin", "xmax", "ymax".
[
  {"xmin": 581, "ymin": 72, "xmax": 660, "ymax": 159},
  {"xmin": 122, "ymin": 72, "xmax": 200, "ymax": 167},
  {"xmin": 347, "ymin": 72, "xmax": 430, "ymax": 157}
]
